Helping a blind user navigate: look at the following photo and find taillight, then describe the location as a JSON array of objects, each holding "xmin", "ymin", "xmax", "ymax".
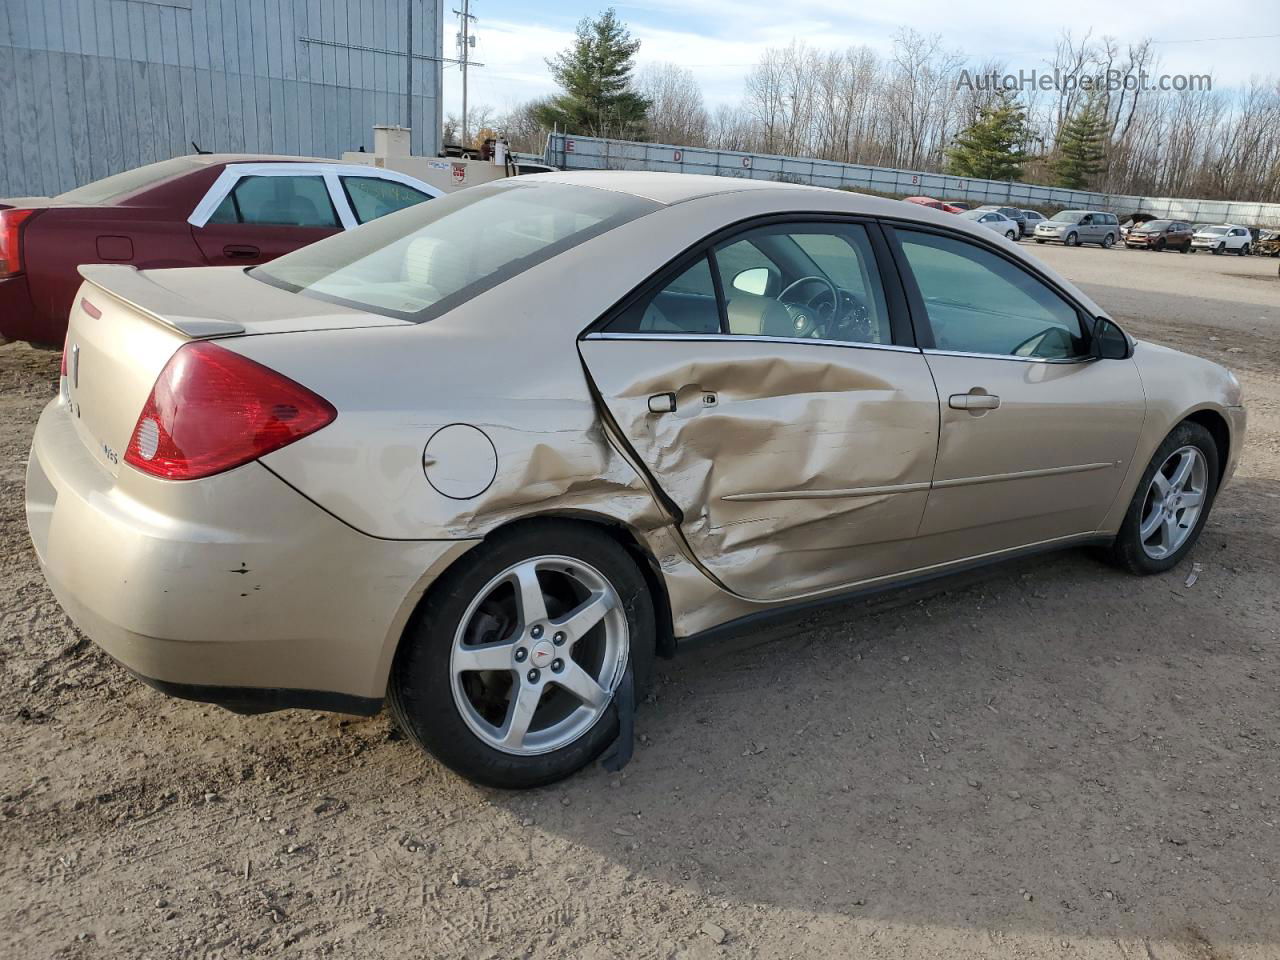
[
  {"xmin": 0, "ymin": 208, "xmax": 38, "ymax": 278},
  {"xmin": 60, "ymin": 333, "xmax": 69, "ymax": 379},
  {"xmin": 124, "ymin": 342, "xmax": 336, "ymax": 480}
]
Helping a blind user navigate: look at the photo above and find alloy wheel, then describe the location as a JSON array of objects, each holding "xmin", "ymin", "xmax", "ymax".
[
  {"xmin": 449, "ymin": 556, "xmax": 628, "ymax": 756},
  {"xmin": 1138, "ymin": 445, "xmax": 1208, "ymax": 560}
]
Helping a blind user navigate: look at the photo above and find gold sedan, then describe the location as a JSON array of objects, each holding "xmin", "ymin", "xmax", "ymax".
[{"xmin": 27, "ymin": 172, "xmax": 1245, "ymax": 787}]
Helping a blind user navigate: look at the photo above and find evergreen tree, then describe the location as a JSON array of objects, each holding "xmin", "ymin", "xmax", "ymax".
[
  {"xmin": 948, "ymin": 92, "xmax": 1030, "ymax": 181},
  {"xmin": 1052, "ymin": 101, "xmax": 1109, "ymax": 189},
  {"xmin": 534, "ymin": 9, "xmax": 650, "ymax": 139}
]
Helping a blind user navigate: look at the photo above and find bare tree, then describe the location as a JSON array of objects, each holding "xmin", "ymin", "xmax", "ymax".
[{"xmin": 636, "ymin": 63, "xmax": 710, "ymax": 146}]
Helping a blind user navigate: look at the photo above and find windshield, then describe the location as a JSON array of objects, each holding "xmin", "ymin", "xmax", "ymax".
[
  {"xmin": 1198, "ymin": 226, "xmax": 1228, "ymax": 235},
  {"xmin": 1142, "ymin": 220, "xmax": 1171, "ymax": 230},
  {"xmin": 1050, "ymin": 211, "xmax": 1083, "ymax": 223},
  {"xmin": 254, "ymin": 181, "xmax": 659, "ymax": 321},
  {"xmin": 959, "ymin": 209, "xmax": 986, "ymax": 221},
  {"xmin": 56, "ymin": 157, "xmax": 198, "ymax": 204}
]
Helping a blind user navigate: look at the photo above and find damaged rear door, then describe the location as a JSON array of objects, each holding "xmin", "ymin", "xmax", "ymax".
[{"xmin": 578, "ymin": 219, "xmax": 940, "ymax": 602}]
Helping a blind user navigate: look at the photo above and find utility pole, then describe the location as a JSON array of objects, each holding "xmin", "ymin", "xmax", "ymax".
[{"xmin": 453, "ymin": 0, "xmax": 477, "ymax": 148}]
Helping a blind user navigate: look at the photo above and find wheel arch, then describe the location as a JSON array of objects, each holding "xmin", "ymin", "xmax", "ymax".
[
  {"xmin": 383, "ymin": 512, "xmax": 677, "ymax": 699},
  {"xmin": 1182, "ymin": 408, "xmax": 1231, "ymax": 485},
  {"xmin": 490, "ymin": 512, "xmax": 678, "ymax": 661}
]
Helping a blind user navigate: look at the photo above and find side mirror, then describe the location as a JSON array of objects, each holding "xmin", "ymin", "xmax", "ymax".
[
  {"xmin": 732, "ymin": 267, "xmax": 775, "ymax": 297},
  {"xmin": 1093, "ymin": 317, "xmax": 1131, "ymax": 360}
]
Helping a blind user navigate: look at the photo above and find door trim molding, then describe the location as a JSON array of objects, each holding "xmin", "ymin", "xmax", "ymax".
[
  {"xmin": 934, "ymin": 461, "xmax": 1117, "ymax": 490},
  {"xmin": 721, "ymin": 481, "xmax": 931, "ymax": 502},
  {"xmin": 583, "ymin": 331, "xmax": 920, "ymax": 354}
]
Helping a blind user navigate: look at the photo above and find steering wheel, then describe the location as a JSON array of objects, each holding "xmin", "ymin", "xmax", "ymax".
[{"xmin": 776, "ymin": 275, "xmax": 839, "ymax": 338}]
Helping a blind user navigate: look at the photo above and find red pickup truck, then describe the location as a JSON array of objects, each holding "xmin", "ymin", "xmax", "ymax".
[{"xmin": 0, "ymin": 155, "xmax": 440, "ymax": 344}]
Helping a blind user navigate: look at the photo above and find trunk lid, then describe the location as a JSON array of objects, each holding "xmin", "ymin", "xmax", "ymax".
[{"xmin": 67, "ymin": 264, "xmax": 406, "ymax": 476}]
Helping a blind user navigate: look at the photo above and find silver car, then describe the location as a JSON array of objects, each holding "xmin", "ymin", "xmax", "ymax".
[
  {"xmin": 959, "ymin": 208, "xmax": 1019, "ymax": 241},
  {"xmin": 1034, "ymin": 210, "xmax": 1119, "ymax": 248}
]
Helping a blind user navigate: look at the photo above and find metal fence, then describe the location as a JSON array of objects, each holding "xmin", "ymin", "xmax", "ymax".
[{"xmin": 545, "ymin": 134, "xmax": 1280, "ymax": 229}]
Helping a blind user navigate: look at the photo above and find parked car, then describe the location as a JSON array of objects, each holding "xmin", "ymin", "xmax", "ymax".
[
  {"xmin": 28, "ymin": 172, "xmax": 1246, "ymax": 788},
  {"xmin": 1021, "ymin": 209, "xmax": 1047, "ymax": 232},
  {"xmin": 959, "ymin": 208, "xmax": 1019, "ymax": 240},
  {"xmin": 974, "ymin": 205, "xmax": 1028, "ymax": 237},
  {"xmin": 1119, "ymin": 213, "xmax": 1157, "ymax": 240},
  {"xmin": 1190, "ymin": 224, "xmax": 1252, "ymax": 256},
  {"xmin": 1123, "ymin": 219, "xmax": 1193, "ymax": 252},
  {"xmin": 1034, "ymin": 210, "xmax": 1119, "ymax": 247},
  {"xmin": 904, "ymin": 196, "xmax": 963, "ymax": 213},
  {"xmin": 0, "ymin": 155, "xmax": 443, "ymax": 343},
  {"xmin": 1256, "ymin": 228, "xmax": 1280, "ymax": 257}
]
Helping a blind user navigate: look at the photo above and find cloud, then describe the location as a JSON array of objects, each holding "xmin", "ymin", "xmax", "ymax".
[{"xmin": 443, "ymin": 1, "xmax": 1279, "ymax": 117}]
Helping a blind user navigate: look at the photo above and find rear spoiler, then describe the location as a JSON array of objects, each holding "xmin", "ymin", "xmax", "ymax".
[{"xmin": 78, "ymin": 264, "xmax": 245, "ymax": 338}]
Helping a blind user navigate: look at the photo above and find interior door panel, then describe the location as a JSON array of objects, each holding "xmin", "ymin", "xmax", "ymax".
[{"xmin": 580, "ymin": 336, "xmax": 940, "ymax": 601}]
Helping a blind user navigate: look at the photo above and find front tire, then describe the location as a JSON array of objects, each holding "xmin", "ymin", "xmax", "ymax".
[
  {"xmin": 389, "ymin": 522, "xmax": 656, "ymax": 788},
  {"xmin": 1108, "ymin": 421, "xmax": 1219, "ymax": 575},
  {"xmin": 1065, "ymin": 232, "xmax": 1079, "ymax": 247}
]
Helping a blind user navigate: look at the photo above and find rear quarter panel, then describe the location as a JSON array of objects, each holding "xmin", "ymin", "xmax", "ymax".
[
  {"xmin": 23, "ymin": 208, "xmax": 209, "ymax": 342},
  {"xmin": 17, "ymin": 166, "xmax": 220, "ymax": 343}
]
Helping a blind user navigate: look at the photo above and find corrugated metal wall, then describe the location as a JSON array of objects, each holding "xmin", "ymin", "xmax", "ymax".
[
  {"xmin": 0, "ymin": 0, "xmax": 443, "ymax": 197},
  {"xmin": 547, "ymin": 134, "xmax": 1280, "ymax": 229}
]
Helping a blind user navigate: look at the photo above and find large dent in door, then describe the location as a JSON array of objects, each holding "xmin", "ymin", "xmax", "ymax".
[{"xmin": 579, "ymin": 338, "xmax": 940, "ymax": 602}]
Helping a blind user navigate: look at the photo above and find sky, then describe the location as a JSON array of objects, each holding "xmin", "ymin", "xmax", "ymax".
[{"xmin": 440, "ymin": 0, "xmax": 1280, "ymax": 118}]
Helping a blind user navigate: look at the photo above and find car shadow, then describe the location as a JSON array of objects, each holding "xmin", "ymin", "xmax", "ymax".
[{"xmin": 483, "ymin": 476, "xmax": 1280, "ymax": 948}]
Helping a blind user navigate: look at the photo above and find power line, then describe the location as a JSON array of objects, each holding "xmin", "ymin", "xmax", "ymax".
[{"xmin": 1152, "ymin": 32, "xmax": 1280, "ymax": 44}]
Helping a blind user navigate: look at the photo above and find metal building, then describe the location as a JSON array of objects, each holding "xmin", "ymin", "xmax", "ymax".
[{"xmin": 0, "ymin": 0, "xmax": 444, "ymax": 198}]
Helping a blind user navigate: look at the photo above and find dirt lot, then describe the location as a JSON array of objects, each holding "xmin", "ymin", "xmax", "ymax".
[{"xmin": 2, "ymin": 246, "xmax": 1278, "ymax": 960}]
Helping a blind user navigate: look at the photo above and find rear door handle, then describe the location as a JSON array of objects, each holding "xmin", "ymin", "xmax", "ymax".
[
  {"xmin": 949, "ymin": 392, "xmax": 1001, "ymax": 411},
  {"xmin": 223, "ymin": 244, "xmax": 260, "ymax": 259}
]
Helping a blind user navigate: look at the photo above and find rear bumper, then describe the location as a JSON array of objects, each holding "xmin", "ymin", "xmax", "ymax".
[{"xmin": 26, "ymin": 398, "xmax": 477, "ymax": 712}]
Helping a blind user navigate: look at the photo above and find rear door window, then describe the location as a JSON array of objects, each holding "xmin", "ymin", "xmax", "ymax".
[
  {"xmin": 209, "ymin": 175, "xmax": 339, "ymax": 227},
  {"xmin": 341, "ymin": 177, "xmax": 434, "ymax": 224}
]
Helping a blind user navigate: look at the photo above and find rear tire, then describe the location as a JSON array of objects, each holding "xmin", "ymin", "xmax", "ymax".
[
  {"xmin": 1103, "ymin": 233, "xmax": 1115, "ymax": 248},
  {"xmin": 1238, "ymin": 244, "xmax": 1250, "ymax": 256},
  {"xmin": 389, "ymin": 521, "xmax": 656, "ymax": 788},
  {"xmin": 1107, "ymin": 421, "xmax": 1219, "ymax": 575}
]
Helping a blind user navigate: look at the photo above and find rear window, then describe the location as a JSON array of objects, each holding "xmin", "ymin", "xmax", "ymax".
[
  {"xmin": 253, "ymin": 181, "xmax": 658, "ymax": 322},
  {"xmin": 55, "ymin": 157, "xmax": 198, "ymax": 204}
]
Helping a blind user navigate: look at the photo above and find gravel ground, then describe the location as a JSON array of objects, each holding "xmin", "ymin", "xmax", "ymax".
[{"xmin": 2, "ymin": 247, "xmax": 1278, "ymax": 960}]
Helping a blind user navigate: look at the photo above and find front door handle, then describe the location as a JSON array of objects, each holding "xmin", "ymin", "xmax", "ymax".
[
  {"xmin": 647, "ymin": 392, "xmax": 676, "ymax": 414},
  {"xmin": 223, "ymin": 244, "xmax": 261, "ymax": 259},
  {"xmin": 949, "ymin": 391, "xmax": 1001, "ymax": 411}
]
